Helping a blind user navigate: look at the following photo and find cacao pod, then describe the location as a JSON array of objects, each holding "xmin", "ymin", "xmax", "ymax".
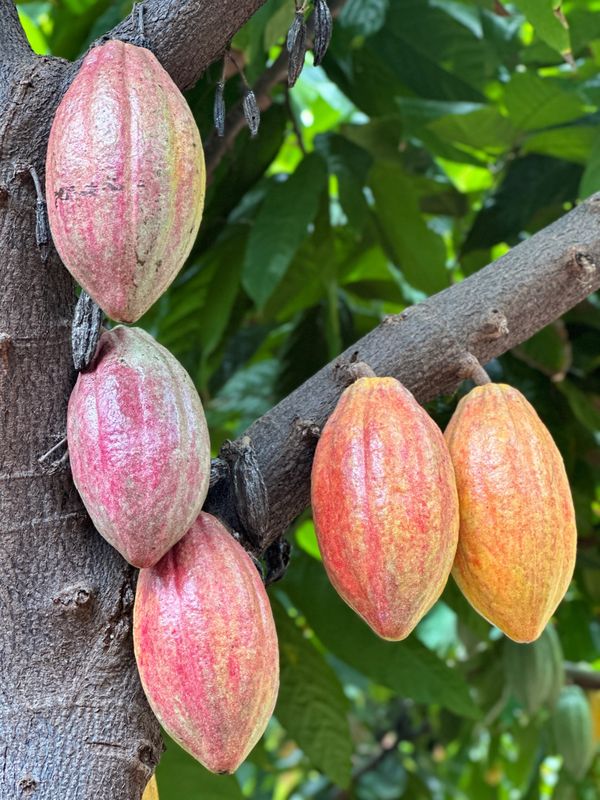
[
  {"xmin": 551, "ymin": 686, "xmax": 596, "ymax": 780},
  {"xmin": 311, "ymin": 376, "xmax": 459, "ymax": 641},
  {"xmin": 142, "ymin": 776, "xmax": 159, "ymax": 800},
  {"xmin": 444, "ymin": 384, "xmax": 576, "ymax": 643},
  {"xmin": 46, "ymin": 40, "xmax": 205, "ymax": 323},
  {"xmin": 503, "ymin": 624, "xmax": 564, "ymax": 714},
  {"xmin": 67, "ymin": 326, "xmax": 210, "ymax": 568},
  {"xmin": 133, "ymin": 512, "xmax": 279, "ymax": 774},
  {"xmin": 589, "ymin": 690, "xmax": 600, "ymax": 744}
]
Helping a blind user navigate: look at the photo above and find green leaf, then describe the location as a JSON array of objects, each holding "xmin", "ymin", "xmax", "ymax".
[
  {"xmin": 339, "ymin": 0, "xmax": 389, "ymax": 37},
  {"xmin": 242, "ymin": 154, "xmax": 328, "ymax": 308},
  {"xmin": 272, "ymin": 597, "xmax": 352, "ymax": 787},
  {"xmin": 157, "ymin": 735, "xmax": 244, "ymax": 799},
  {"xmin": 523, "ymin": 125, "xmax": 597, "ymax": 165},
  {"xmin": 502, "ymin": 73, "xmax": 587, "ymax": 132},
  {"xmin": 513, "ymin": 322, "xmax": 571, "ymax": 378},
  {"xmin": 579, "ymin": 132, "xmax": 600, "ymax": 198},
  {"xmin": 557, "ymin": 380, "xmax": 600, "ymax": 432},
  {"xmin": 369, "ymin": 161, "xmax": 449, "ymax": 294},
  {"xmin": 428, "ymin": 106, "xmax": 518, "ymax": 152},
  {"xmin": 282, "ymin": 551, "xmax": 480, "ymax": 718},
  {"xmin": 512, "ymin": 0, "xmax": 570, "ymax": 55}
]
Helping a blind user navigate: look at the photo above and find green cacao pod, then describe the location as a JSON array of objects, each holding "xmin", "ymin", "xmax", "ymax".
[
  {"xmin": 551, "ymin": 686, "xmax": 596, "ymax": 780},
  {"xmin": 503, "ymin": 624, "xmax": 564, "ymax": 714},
  {"xmin": 444, "ymin": 383, "xmax": 577, "ymax": 643},
  {"xmin": 311, "ymin": 376, "xmax": 459, "ymax": 641}
]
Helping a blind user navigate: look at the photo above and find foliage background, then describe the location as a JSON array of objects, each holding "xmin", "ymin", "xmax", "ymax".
[{"xmin": 17, "ymin": 0, "xmax": 600, "ymax": 796}]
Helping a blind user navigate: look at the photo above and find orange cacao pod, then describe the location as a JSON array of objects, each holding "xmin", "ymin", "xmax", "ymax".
[
  {"xmin": 67, "ymin": 326, "xmax": 210, "ymax": 568},
  {"xmin": 311, "ymin": 376, "xmax": 459, "ymax": 641},
  {"xmin": 46, "ymin": 40, "xmax": 205, "ymax": 323},
  {"xmin": 142, "ymin": 776, "xmax": 159, "ymax": 800},
  {"xmin": 444, "ymin": 383, "xmax": 576, "ymax": 643},
  {"xmin": 133, "ymin": 512, "xmax": 279, "ymax": 774}
]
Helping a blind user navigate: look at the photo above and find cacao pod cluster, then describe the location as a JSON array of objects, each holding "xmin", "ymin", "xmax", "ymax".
[
  {"xmin": 311, "ymin": 377, "xmax": 577, "ymax": 644},
  {"xmin": 51, "ymin": 41, "xmax": 279, "ymax": 775}
]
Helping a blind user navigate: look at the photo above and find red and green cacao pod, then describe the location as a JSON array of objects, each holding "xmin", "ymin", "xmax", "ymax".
[
  {"xmin": 46, "ymin": 40, "xmax": 205, "ymax": 323},
  {"xmin": 551, "ymin": 686, "xmax": 596, "ymax": 780},
  {"xmin": 311, "ymin": 376, "xmax": 459, "ymax": 641},
  {"xmin": 444, "ymin": 384, "xmax": 577, "ymax": 643},
  {"xmin": 503, "ymin": 624, "xmax": 564, "ymax": 714},
  {"xmin": 133, "ymin": 512, "xmax": 279, "ymax": 774},
  {"xmin": 67, "ymin": 326, "xmax": 210, "ymax": 568}
]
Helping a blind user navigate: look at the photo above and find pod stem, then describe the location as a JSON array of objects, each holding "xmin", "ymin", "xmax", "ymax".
[{"xmin": 460, "ymin": 353, "xmax": 491, "ymax": 386}]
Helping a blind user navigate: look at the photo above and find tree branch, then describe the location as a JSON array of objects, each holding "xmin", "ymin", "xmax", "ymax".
[
  {"xmin": 206, "ymin": 194, "xmax": 600, "ymax": 552},
  {"xmin": 565, "ymin": 663, "xmax": 600, "ymax": 690},
  {"xmin": 107, "ymin": 0, "xmax": 269, "ymax": 91},
  {"xmin": 0, "ymin": 0, "xmax": 34, "ymax": 94}
]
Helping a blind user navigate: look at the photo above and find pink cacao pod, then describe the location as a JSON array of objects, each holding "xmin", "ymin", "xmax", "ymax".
[
  {"xmin": 133, "ymin": 512, "xmax": 279, "ymax": 774},
  {"xmin": 311, "ymin": 376, "xmax": 460, "ymax": 641},
  {"xmin": 67, "ymin": 326, "xmax": 210, "ymax": 568},
  {"xmin": 46, "ymin": 40, "xmax": 205, "ymax": 323}
]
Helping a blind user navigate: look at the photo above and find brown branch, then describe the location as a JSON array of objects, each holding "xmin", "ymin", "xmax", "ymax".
[
  {"xmin": 205, "ymin": 195, "xmax": 600, "ymax": 553},
  {"xmin": 0, "ymin": 0, "xmax": 34, "ymax": 95},
  {"xmin": 106, "ymin": 0, "xmax": 269, "ymax": 91},
  {"xmin": 566, "ymin": 663, "xmax": 600, "ymax": 690}
]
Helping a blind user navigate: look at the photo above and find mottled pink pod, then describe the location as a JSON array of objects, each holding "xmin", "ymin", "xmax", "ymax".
[
  {"xmin": 46, "ymin": 40, "xmax": 205, "ymax": 323},
  {"xmin": 311, "ymin": 377, "xmax": 460, "ymax": 641},
  {"xmin": 133, "ymin": 512, "xmax": 279, "ymax": 774},
  {"xmin": 67, "ymin": 326, "xmax": 210, "ymax": 568}
]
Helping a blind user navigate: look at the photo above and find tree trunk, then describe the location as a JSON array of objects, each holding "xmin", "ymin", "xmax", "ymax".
[{"xmin": 0, "ymin": 2, "xmax": 266, "ymax": 798}]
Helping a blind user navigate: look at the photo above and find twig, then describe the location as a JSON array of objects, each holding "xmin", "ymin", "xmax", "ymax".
[
  {"xmin": 204, "ymin": 0, "xmax": 347, "ymax": 178},
  {"xmin": 565, "ymin": 663, "xmax": 600, "ymax": 690}
]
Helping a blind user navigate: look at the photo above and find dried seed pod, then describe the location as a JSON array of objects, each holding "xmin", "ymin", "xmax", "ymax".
[
  {"xmin": 214, "ymin": 80, "xmax": 225, "ymax": 138},
  {"xmin": 287, "ymin": 11, "xmax": 307, "ymax": 87},
  {"xmin": 287, "ymin": 10, "xmax": 304, "ymax": 51},
  {"xmin": 313, "ymin": 0, "xmax": 333, "ymax": 66},
  {"xmin": 71, "ymin": 290, "xmax": 104, "ymax": 371},
  {"xmin": 222, "ymin": 437, "xmax": 270, "ymax": 545},
  {"xmin": 243, "ymin": 89, "xmax": 260, "ymax": 136}
]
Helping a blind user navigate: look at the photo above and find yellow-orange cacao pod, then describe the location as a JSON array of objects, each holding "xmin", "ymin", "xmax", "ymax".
[
  {"xmin": 444, "ymin": 383, "xmax": 577, "ymax": 643},
  {"xmin": 311, "ymin": 376, "xmax": 459, "ymax": 640},
  {"xmin": 142, "ymin": 776, "xmax": 159, "ymax": 800}
]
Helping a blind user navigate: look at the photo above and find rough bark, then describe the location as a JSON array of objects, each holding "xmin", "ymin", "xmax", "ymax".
[
  {"xmin": 206, "ymin": 198, "xmax": 600, "ymax": 551},
  {"xmin": 0, "ymin": 1, "xmax": 266, "ymax": 798}
]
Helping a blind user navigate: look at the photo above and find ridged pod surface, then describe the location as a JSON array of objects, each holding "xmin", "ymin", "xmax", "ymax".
[
  {"xmin": 46, "ymin": 40, "xmax": 205, "ymax": 323},
  {"xmin": 551, "ymin": 686, "xmax": 596, "ymax": 780},
  {"xmin": 445, "ymin": 384, "xmax": 577, "ymax": 643},
  {"xmin": 503, "ymin": 624, "xmax": 564, "ymax": 714},
  {"xmin": 67, "ymin": 326, "xmax": 210, "ymax": 568},
  {"xmin": 133, "ymin": 512, "xmax": 279, "ymax": 774},
  {"xmin": 311, "ymin": 377, "xmax": 459, "ymax": 641},
  {"xmin": 142, "ymin": 776, "xmax": 159, "ymax": 800}
]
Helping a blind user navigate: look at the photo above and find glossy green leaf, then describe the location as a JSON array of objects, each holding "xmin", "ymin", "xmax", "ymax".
[
  {"xmin": 512, "ymin": 0, "xmax": 570, "ymax": 55},
  {"xmin": 242, "ymin": 154, "xmax": 328, "ymax": 308},
  {"xmin": 272, "ymin": 597, "xmax": 352, "ymax": 787},
  {"xmin": 282, "ymin": 551, "xmax": 480, "ymax": 718},
  {"xmin": 156, "ymin": 735, "xmax": 244, "ymax": 799},
  {"xmin": 369, "ymin": 161, "xmax": 449, "ymax": 293}
]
